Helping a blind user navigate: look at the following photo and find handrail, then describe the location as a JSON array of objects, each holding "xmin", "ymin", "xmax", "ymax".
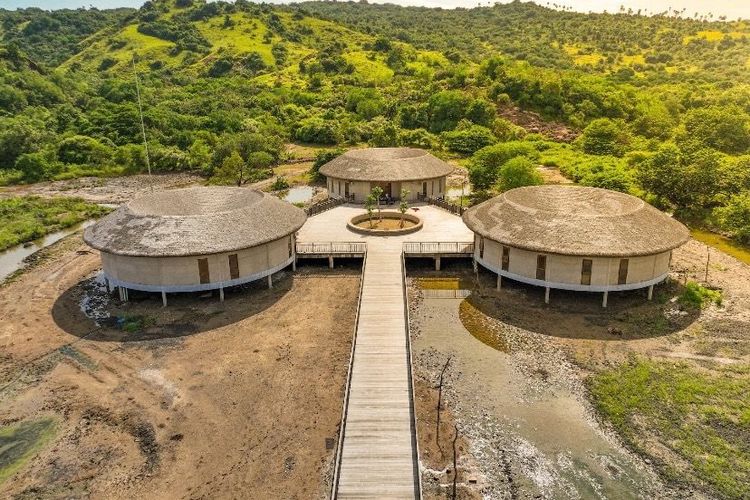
[
  {"xmin": 417, "ymin": 194, "xmax": 466, "ymax": 215},
  {"xmin": 306, "ymin": 195, "xmax": 354, "ymax": 217},
  {"xmin": 402, "ymin": 251, "xmax": 424, "ymax": 500},
  {"xmin": 296, "ymin": 242, "xmax": 367, "ymax": 254},
  {"xmin": 330, "ymin": 246, "xmax": 367, "ymax": 498},
  {"xmin": 402, "ymin": 241, "xmax": 475, "ymax": 254}
]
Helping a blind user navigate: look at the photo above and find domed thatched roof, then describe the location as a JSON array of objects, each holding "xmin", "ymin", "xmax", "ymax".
[
  {"xmin": 84, "ymin": 187, "xmax": 306, "ymax": 257},
  {"xmin": 319, "ymin": 147, "xmax": 454, "ymax": 182},
  {"xmin": 462, "ymin": 185, "xmax": 689, "ymax": 257}
]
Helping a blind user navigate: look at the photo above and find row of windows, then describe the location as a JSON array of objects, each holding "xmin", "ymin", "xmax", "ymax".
[
  {"xmin": 479, "ymin": 236, "xmax": 630, "ymax": 285},
  {"xmin": 195, "ymin": 238, "xmax": 294, "ymax": 284}
]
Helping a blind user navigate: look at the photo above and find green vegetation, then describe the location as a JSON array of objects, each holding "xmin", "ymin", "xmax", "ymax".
[
  {"xmin": 589, "ymin": 359, "xmax": 750, "ymax": 499},
  {"xmin": 0, "ymin": 418, "xmax": 57, "ymax": 485},
  {"xmin": 678, "ymin": 281, "xmax": 723, "ymax": 309},
  {"xmin": 0, "ymin": 196, "xmax": 110, "ymax": 251}
]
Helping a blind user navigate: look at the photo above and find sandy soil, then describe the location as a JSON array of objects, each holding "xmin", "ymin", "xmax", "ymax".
[
  {"xmin": 0, "ymin": 235, "xmax": 359, "ymax": 499},
  {"xmin": 408, "ymin": 238, "xmax": 750, "ymax": 499}
]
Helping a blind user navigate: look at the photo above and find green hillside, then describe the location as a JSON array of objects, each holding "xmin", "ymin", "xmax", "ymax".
[{"xmin": 0, "ymin": 0, "xmax": 749, "ymax": 248}]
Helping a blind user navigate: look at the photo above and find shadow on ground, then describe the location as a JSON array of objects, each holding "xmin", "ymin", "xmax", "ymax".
[{"xmin": 51, "ymin": 270, "xmax": 298, "ymax": 342}]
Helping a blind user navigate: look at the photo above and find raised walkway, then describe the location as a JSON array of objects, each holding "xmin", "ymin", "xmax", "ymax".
[{"xmin": 297, "ymin": 205, "xmax": 473, "ymax": 499}]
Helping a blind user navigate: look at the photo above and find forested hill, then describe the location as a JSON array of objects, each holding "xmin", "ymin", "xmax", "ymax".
[
  {"xmin": 1, "ymin": 0, "xmax": 749, "ymax": 248},
  {"xmin": 301, "ymin": 1, "xmax": 750, "ymax": 83}
]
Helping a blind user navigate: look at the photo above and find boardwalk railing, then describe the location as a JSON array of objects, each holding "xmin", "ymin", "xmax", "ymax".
[
  {"xmin": 402, "ymin": 241, "xmax": 474, "ymax": 255},
  {"xmin": 305, "ymin": 195, "xmax": 354, "ymax": 217},
  {"xmin": 416, "ymin": 193, "xmax": 466, "ymax": 215},
  {"xmin": 296, "ymin": 241, "xmax": 367, "ymax": 255}
]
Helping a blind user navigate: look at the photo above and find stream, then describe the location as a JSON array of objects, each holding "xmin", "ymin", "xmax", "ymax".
[
  {"xmin": 0, "ymin": 220, "xmax": 95, "ymax": 283},
  {"xmin": 690, "ymin": 228, "xmax": 750, "ymax": 265}
]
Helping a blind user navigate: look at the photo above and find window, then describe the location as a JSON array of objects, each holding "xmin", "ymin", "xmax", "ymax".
[
  {"xmin": 198, "ymin": 258, "xmax": 210, "ymax": 284},
  {"xmin": 422, "ymin": 182, "xmax": 427, "ymax": 196},
  {"xmin": 345, "ymin": 182, "xmax": 350, "ymax": 197},
  {"xmin": 536, "ymin": 255, "xmax": 547, "ymax": 280},
  {"xmin": 228, "ymin": 254, "xmax": 239, "ymax": 280},
  {"xmin": 478, "ymin": 235, "xmax": 484, "ymax": 259},
  {"xmin": 502, "ymin": 246, "xmax": 510, "ymax": 271},
  {"xmin": 338, "ymin": 181, "xmax": 341, "ymax": 194},
  {"xmin": 581, "ymin": 259, "xmax": 592, "ymax": 285},
  {"xmin": 618, "ymin": 259, "xmax": 629, "ymax": 285},
  {"xmin": 431, "ymin": 181, "xmax": 434, "ymax": 195},
  {"xmin": 288, "ymin": 236, "xmax": 293, "ymax": 258}
]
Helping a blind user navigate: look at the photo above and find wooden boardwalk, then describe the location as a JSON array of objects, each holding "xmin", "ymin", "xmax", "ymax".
[
  {"xmin": 297, "ymin": 205, "xmax": 473, "ymax": 498},
  {"xmin": 336, "ymin": 241, "xmax": 418, "ymax": 498}
]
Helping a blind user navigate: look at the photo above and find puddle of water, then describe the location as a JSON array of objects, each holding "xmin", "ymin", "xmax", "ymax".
[
  {"xmin": 459, "ymin": 298, "xmax": 510, "ymax": 352},
  {"xmin": 280, "ymin": 186, "xmax": 314, "ymax": 204},
  {"xmin": 0, "ymin": 418, "xmax": 56, "ymax": 484},
  {"xmin": 691, "ymin": 229, "xmax": 750, "ymax": 265},
  {"xmin": 0, "ymin": 220, "xmax": 95, "ymax": 283},
  {"xmin": 417, "ymin": 277, "xmax": 472, "ymax": 299}
]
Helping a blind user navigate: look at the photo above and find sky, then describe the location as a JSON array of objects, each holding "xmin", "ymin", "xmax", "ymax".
[{"xmin": 2, "ymin": 0, "xmax": 748, "ymax": 20}]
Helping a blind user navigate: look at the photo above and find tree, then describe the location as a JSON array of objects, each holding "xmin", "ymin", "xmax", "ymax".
[
  {"xmin": 310, "ymin": 148, "xmax": 344, "ymax": 182},
  {"xmin": 469, "ymin": 141, "xmax": 539, "ymax": 189},
  {"xmin": 364, "ymin": 193, "xmax": 376, "ymax": 228},
  {"xmin": 212, "ymin": 151, "xmax": 247, "ymax": 186},
  {"xmin": 714, "ymin": 192, "xmax": 750, "ymax": 243},
  {"xmin": 678, "ymin": 106, "xmax": 750, "ymax": 155},
  {"xmin": 496, "ymin": 157, "xmax": 543, "ymax": 191},
  {"xmin": 579, "ymin": 118, "xmax": 630, "ymax": 156},
  {"xmin": 188, "ymin": 139, "xmax": 212, "ymax": 174},
  {"xmin": 441, "ymin": 123, "xmax": 497, "ymax": 154},
  {"xmin": 398, "ymin": 189, "xmax": 410, "ymax": 228},
  {"xmin": 57, "ymin": 135, "xmax": 111, "ymax": 166},
  {"xmin": 371, "ymin": 186, "xmax": 384, "ymax": 220}
]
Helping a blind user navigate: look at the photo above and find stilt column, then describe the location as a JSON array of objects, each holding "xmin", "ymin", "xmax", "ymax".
[
  {"xmin": 267, "ymin": 274, "xmax": 273, "ymax": 289},
  {"xmin": 219, "ymin": 286, "xmax": 224, "ymax": 302},
  {"xmin": 602, "ymin": 291, "xmax": 609, "ymax": 308},
  {"xmin": 496, "ymin": 274, "xmax": 502, "ymax": 290},
  {"xmin": 647, "ymin": 285, "xmax": 654, "ymax": 301},
  {"xmin": 329, "ymin": 255, "xmax": 334, "ymax": 269},
  {"xmin": 544, "ymin": 287, "xmax": 550, "ymax": 304},
  {"xmin": 161, "ymin": 291, "xmax": 167, "ymax": 307},
  {"xmin": 434, "ymin": 256, "xmax": 441, "ymax": 271}
]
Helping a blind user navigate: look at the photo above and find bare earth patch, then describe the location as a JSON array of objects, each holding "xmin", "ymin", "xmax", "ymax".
[{"xmin": 0, "ymin": 235, "xmax": 358, "ymax": 498}]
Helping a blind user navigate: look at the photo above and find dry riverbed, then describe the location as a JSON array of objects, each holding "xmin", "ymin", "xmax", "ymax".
[
  {"xmin": 0, "ymin": 234, "xmax": 359, "ymax": 498},
  {"xmin": 408, "ymin": 238, "xmax": 750, "ymax": 499}
]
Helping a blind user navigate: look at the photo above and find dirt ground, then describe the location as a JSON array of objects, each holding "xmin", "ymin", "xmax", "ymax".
[
  {"xmin": 408, "ymin": 238, "xmax": 750, "ymax": 499},
  {"xmin": 0, "ymin": 235, "xmax": 359, "ymax": 499}
]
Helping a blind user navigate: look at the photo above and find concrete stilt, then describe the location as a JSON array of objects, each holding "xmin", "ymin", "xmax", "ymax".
[
  {"xmin": 267, "ymin": 274, "xmax": 273, "ymax": 289},
  {"xmin": 647, "ymin": 285, "xmax": 654, "ymax": 301},
  {"xmin": 472, "ymin": 259, "xmax": 478, "ymax": 273},
  {"xmin": 328, "ymin": 255, "xmax": 334, "ymax": 269},
  {"xmin": 496, "ymin": 274, "xmax": 502, "ymax": 290},
  {"xmin": 544, "ymin": 287, "xmax": 550, "ymax": 304},
  {"xmin": 435, "ymin": 256, "xmax": 441, "ymax": 271},
  {"xmin": 292, "ymin": 258, "xmax": 297, "ymax": 271},
  {"xmin": 117, "ymin": 287, "xmax": 123, "ymax": 301},
  {"xmin": 602, "ymin": 291, "xmax": 609, "ymax": 308},
  {"xmin": 161, "ymin": 291, "xmax": 167, "ymax": 307},
  {"xmin": 219, "ymin": 287, "xmax": 224, "ymax": 302}
]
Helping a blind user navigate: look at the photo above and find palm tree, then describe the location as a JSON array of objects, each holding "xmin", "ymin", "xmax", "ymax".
[{"xmin": 398, "ymin": 189, "xmax": 410, "ymax": 228}]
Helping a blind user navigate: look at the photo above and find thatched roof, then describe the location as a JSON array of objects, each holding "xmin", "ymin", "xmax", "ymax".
[
  {"xmin": 462, "ymin": 185, "xmax": 689, "ymax": 257},
  {"xmin": 84, "ymin": 187, "xmax": 306, "ymax": 257},
  {"xmin": 319, "ymin": 147, "xmax": 454, "ymax": 182}
]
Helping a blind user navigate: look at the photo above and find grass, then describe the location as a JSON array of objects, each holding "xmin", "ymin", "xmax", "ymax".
[
  {"xmin": 0, "ymin": 418, "xmax": 57, "ymax": 485},
  {"xmin": 343, "ymin": 51, "xmax": 394, "ymax": 85},
  {"xmin": 589, "ymin": 359, "xmax": 750, "ymax": 499},
  {"xmin": 679, "ymin": 281, "xmax": 723, "ymax": 309},
  {"xmin": 0, "ymin": 196, "xmax": 111, "ymax": 251}
]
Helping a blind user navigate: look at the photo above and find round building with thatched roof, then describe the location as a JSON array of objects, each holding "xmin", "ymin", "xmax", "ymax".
[
  {"xmin": 319, "ymin": 147, "xmax": 453, "ymax": 202},
  {"xmin": 84, "ymin": 187, "xmax": 306, "ymax": 303},
  {"xmin": 462, "ymin": 185, "xmax": 690, "ymax": 306}
]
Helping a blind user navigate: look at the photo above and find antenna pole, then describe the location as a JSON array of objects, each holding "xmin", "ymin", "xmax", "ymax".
[{"xmin": 132, "ymin": 54, "xmax": 153, "ymax": 189}]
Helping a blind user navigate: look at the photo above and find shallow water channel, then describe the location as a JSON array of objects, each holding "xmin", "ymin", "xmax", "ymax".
[
  {"xmin": 411, "ymin": 277, "xmax": 663, "ymax": 498},
  {"xmin": 280, "ymin": 185, "xmax": 315, "ymax": 204},
  {"xmin": 690, "ymin": 228, "xmax": 750, "ymax": 266},
  {"xmin": 0, "ymin": 220, "xmax": 95, "ymax": 283}
]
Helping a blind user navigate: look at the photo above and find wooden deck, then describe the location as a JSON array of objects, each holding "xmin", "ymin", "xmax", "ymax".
[
  {"xmin": 298, "ymin": 205, "xmax": 473, "ymax": 499},
  {"xmin": 336, "ymin": 242, "xmax": 418, "ymax": 498}
]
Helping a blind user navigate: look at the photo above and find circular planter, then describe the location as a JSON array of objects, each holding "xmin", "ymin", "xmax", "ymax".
[{"xmin": 347, "ymin": 211, "xmax": 423, "ymax": 236}]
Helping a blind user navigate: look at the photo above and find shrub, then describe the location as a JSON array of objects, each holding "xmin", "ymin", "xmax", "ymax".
[
  {"xmin": 271, "ymin": 176, "xmax": 290, "ymax": 190},
  {"xmin": 441, "ymin": 124, "xmax": 496, "ymax": 155},
  {"xmin": 469, "ymin": 141, "xmax": 539, "ymax": 189},
  {"xmin": 496, "ymin": 156, "xmax": 543, "ymax": 191},
  {"xmin": 294, "ymin": 117, "xmax": 341, "ymax": 145},
  {"xmin": 310, "ymin": 148, "xmax": 344, "ymax": 181},
  {"xmin": 579, "ymin": 118, "xmax": 631, "ymax": 156},
  {"xmin": 714, "ymin": 192, "xmax": 750, "ymax": 243},
  {"xmin": 679, "ymin": 281, "xmax": 723, "ymax": 309}
]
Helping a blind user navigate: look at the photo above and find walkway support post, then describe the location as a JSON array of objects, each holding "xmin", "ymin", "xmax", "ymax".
[
  {"xmin": 602, "ymin": 291, "xmax": 609, "ymax": 308},
  {"xmin": 544, "ymin": 287, "xmax": 550, "ymax": 304},
  {"xmin": 329, "ymin": 255, "xmax": 335, "ymax": 269},
  {"xmin": 435, "ymin": 256, "xmax": 441, "ymax": 271}
]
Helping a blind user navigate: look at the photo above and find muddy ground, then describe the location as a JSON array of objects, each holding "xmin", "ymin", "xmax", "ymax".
[
  {"xmin": 408, "ymin": 238, "xmax": 750, "ymax": 499},
  {"xmin": 0, "ymin": 235, "xmax": 359, "ymax": 499}
]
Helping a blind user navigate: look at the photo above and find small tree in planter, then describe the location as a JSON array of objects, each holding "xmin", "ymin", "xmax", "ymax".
[
  {"xmin": 399, "ymin": 189, "xmax": 410, "ymax": 228},
  {"xmin": 365, "ymin": 193, "xmax": 376, "ymax": 228},
  {"xmin": 370, "ymin": 186, "xmax": 384, "ymax": 221}
]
